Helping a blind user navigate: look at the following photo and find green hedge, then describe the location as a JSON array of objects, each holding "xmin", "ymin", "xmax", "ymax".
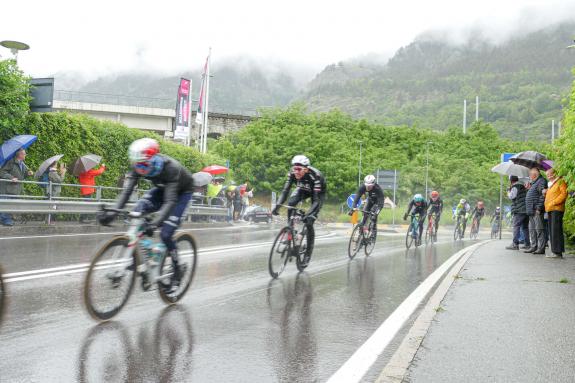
[{"xmin": 0, "ymin": 112, "xmax": 221, "ymax": 197}]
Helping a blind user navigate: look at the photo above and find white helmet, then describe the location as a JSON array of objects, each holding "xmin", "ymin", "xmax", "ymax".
[
  {"xmin": 128, "ymin": 138, "xmax": 160, "ymax": 164},
  {"xmin": 364, "ymin": 175, "xmax": 376, "ymax": 185},
  {"xmin": 460, "ymin": 199, "xmax": 466, "ymax": 204},
  {"xmin": 291, "ymin": 155, "xmax": 310, "ymax": 167}
]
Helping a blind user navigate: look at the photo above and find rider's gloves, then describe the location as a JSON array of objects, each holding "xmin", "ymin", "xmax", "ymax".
[
  {"xmin": 272, "ymin": 206, "xmax": 280, "ymax": 216},
  {"xmin": 97, "ymin": 211, "xmax": 117, "ymax": 226},
  {"xmin": 348, "ymin": 210, "xmax": 354, "ymax": 216}
]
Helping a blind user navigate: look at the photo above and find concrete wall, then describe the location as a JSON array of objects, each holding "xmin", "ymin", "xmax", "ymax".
[{"xmin": 53, "ymin": 100, "xmax": 253, "ymax": 140}]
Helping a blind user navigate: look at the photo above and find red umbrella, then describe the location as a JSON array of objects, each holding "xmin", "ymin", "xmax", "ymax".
[{"xmin": 201, "ymin": 165, "xmax": 228, "ymax": 175}]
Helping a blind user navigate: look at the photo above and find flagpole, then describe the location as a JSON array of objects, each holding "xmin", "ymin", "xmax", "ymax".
[
  {"xmin": 202, "ymin": 48, "xmax": 211, "ymax": 154},
  {"xmin": 187, "ymin": 79, "xmax": 193, "ymax": 147}
]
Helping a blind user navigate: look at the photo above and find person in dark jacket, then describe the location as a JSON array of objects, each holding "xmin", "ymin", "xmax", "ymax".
[
  {"xmin": 348, "ymin": 174, "xmax": 385, "ymax": 235},
  {"xmin": 0, "ymin": 148, "xmax": 33, "ymax": 226},
  {"xmin": 524, "ymin": 167, "xmax": 546, "ymax": 254},
  {"xmin": 506, "ymin": 175, "xmax": 530, "ymax": 250},
  {"xmin": 98, "ymin": 138, "xmax": 194, "ymax": 286}
]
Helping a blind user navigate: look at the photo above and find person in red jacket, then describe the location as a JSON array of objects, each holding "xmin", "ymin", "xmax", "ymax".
[{"xmin": 78, "ymin": 163, "xmax": 106, "ymax": 222}]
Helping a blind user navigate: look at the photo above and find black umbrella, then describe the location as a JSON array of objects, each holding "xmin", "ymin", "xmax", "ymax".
[
  {"xmin": 72, "ymin": 154, "xmax": 102, "ymax": 176},
  {"xmin": 34, "ymin": 154, "xmax": 64, "ymax": 179},
  {"xmin": 510, "ymin": 151, "xmax": 547, "ymax": 169}
]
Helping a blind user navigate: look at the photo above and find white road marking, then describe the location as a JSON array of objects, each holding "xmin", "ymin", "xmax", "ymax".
[
  {"xmin": 326, "ymin": 241, "xmax": 486, "ymax": 383},
  {"xmin": 3, "ymin": 232, "xmax": 338, "ymax": 283}
]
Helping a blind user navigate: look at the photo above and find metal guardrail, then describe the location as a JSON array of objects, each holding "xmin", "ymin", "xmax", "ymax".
[{"xmin": 0, "ymin": 179, "xmax": 228, "ymax": 217}]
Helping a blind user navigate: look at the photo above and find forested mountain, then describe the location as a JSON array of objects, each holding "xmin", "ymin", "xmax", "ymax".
[{"xmin": 304, "ymin": 22, "xmax": 575, "ymax": 140}]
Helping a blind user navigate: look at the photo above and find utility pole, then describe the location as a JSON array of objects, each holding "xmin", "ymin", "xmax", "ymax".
[
  {"xmin": 358, "ymin": 141, "xmax": 363, "ymax": 187},
  {"xmin": 425, "ymin": 141, "xmax": 433, "ymax": 198},
  {"xmin": 463, "ymin": 99, "xmax": 467, "ymax": 134},
  {"xmin": 475, "ymin": 96, "xmax": 479, "ymax": 122}
]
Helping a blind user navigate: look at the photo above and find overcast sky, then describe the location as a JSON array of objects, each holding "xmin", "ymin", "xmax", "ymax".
[{"xmin": 1, "ymin": 0, "xmax": 574, "ymax": 79}]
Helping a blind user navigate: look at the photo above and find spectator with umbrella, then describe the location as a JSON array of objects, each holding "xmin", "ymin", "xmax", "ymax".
[
  {"xmin": 0, "ymin": 135, "xmax": 37, "ymax": 226},
  {"xmin": 524, "ymin": 167, "xmax": 547, "ymax": 254},
  {"xmin": 73, "ymin": 154, "xmax": 106, "ymax": 223},
  {"xmin": 35, "ymin": 154, "xmax": 65, "ymax": 198},
  {"xmin": 505, "ymin": 176, "xmax": 531, "ymax": 250}
]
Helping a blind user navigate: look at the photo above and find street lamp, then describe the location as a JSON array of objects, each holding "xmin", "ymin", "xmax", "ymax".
[
  {"xmin": 425, "ymin": 141, "xmax": 433, "ymax": 198},
  {"xmin": 0, "ymin": 40, "xmax": 30, "ymax": 63},
  {"xmin": 358, "ymin": 141, "xmax": 363, "ymax": 187}
]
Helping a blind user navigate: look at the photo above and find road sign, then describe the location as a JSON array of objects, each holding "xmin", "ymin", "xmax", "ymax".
[
  {"xmin": 501, "ymin": 153, "xmax": 516, "ymax": 163},
  {"xmin": 375, "ymin": 169, "xmax": 399, "ymax": 190},
  {"xmin": 347, "ymin": 194, "xmax": 362, "ymax": 209}
]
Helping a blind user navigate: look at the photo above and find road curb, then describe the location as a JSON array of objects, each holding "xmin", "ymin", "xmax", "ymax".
[{"xmin": 375, "ymin": 240, "xmax": 491, "ymax": 383}]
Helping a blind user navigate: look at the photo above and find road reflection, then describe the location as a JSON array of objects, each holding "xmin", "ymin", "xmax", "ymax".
[
  {"xmin": 346, "ymin": 257, "xmax": 377, "ymax": 321},
  {"xmin": 266, "ymin": 274, "xmax": 317, "ymax": 383},
  {"xmin": 77, "ymin": 305, "xmax": 193, "ymax": 383}
]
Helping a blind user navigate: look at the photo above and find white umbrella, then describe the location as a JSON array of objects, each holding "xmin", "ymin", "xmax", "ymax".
[
  {"xmin": 491, "ymin": 162, "xmax": 530, "ymax": 178},
  {"xmin": 192, "ymin": 171, "xmax": 213, "ymax": 187},
  {"xmin": 34, "ymin": 154, "xmax": 64, "ymax": 179}
]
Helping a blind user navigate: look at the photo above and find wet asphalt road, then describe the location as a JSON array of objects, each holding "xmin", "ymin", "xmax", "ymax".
[{"xmin": 0, "ymin": 224, "xmax": 475, "ymax": 382}]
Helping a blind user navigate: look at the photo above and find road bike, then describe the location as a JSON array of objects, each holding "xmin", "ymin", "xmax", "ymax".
[
  {"xmin": 84, "ymin": 207, "xmax": 197, "ymax": 321},
  {"xmin": 425, "ymin": 212, "xmax": 438, "ymax": 244},
  {"xmin": 470, "ymin": 216, "xmax": 480, "ymax": 240},
  {"xmin": 406, "ymin": 213, "xmax": 422, "ymax": 249},
  {"xmin": 268, "ymin": 205, "xmax": 314, "ymax": 279},
  {"xmin": 347, "ymin": 209, "xmax": 378, "ymax": 259},
  {"xmin": 491, "ymin": 219, "xmax": 501, "ymax": 239},
  {"xmin": 453, "ymin": 215, "xmax": 465, "ymax": 240}
]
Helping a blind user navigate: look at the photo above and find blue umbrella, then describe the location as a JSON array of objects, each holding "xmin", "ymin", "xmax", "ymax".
[{"xmin": 0, "ymin": 135, "xmax": 37, "ymax": 165}]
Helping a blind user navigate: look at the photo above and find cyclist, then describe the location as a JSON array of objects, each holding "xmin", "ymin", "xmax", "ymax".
[
  {"xmin": 348, "ymin": 175, "xmax": 385, "ymax": 236},
  {"xmin": 427, "ymin": 190, "xmax": 443, "ymax": 235},
  {"xmin": 471, "ymin": 200, "xmax": 486, "ymax": 230},
  {"xmin": 403, "ymin": 194, "xmax": 428, "ymax": 244},
  {"xmin": 272, "ymin": 155, "xmax": 326, "ymax": 254},
  {"xmin": 490, "ymin": 206, "xmax": 502, "ymax": 231},
  {"xmin": 453, "ymin": 199, "xmax": 471, "ymax": 236},
  {"xmin": 98, "ymin": 138, "xmax": 194, "ymax": 287}
]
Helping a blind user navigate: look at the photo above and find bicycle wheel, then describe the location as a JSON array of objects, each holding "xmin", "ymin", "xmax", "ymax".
[
  {"xmin": 158, "ymin": 233, "xmax": 198, "ymax": 304},
  {"xmin": 296, "ymin": 225, "xmax": 314, "ymax": 272},
  {"xmin": 364, "ymin": 224, "xmax": 376, "ymax": 256},
  {"xmin": 84, "ymin": 236, "xmax": 137, "ymax": 321},
  {"xmin": 470, "ymin": 220, "xmax": 478, "ymax": 240},
  {"xmin": 425, "ymin": 220, "xmax": 433, "ymax": 244},
  {"xmin": 406, "ymin": 224, "xmax": 414, "ymax": 249},
  {"xmin": 0, "ymin": 266, "xmax": 5, "ymax": 325},
  {"xmin": 348, "ymin": 225, "xmax": 363, "ymax": 259},
  {"xmin": 269, "ymin": 227, "xmax": 292, "ymax": 279}
]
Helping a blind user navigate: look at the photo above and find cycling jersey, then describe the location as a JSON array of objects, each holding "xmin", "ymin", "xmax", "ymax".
[
  {"xmin": 351, "ymin": 184, "xmax": 385, "ymax": 211},
  {"xmin": 116, "ymin": 154, "xmax": 194, "ymax": 227},
  {"xmin": 276, "ymin": 166, "xmax": 326, "ymax": 219},
  {"xmin": 406, "ymin": 199, "xmax": 428, "ymax": 216},
  {"xmin": 472, "ymin": 206, "xmax": 485, "ymax": 219},
  {"xmin": 455, "ymin": 202, "xmax": 471, "ymax": 216},
  {"xmin": 428, "ymin": 198, "xmax": 444, "ymax": 214}
]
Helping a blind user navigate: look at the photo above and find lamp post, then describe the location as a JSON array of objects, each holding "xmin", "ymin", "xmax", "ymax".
[
  {"xmin": 358, "ymin": 141, "xmax": 363, "ymax": 187},
  {"xmin": 425, "ymin": 141, "xmax": 433, "ymax": 198}
]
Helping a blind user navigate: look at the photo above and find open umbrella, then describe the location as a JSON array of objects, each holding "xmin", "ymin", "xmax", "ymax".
[
  {"xmin": 72, "ymin": 154, "xmax": 102, "ymax": 176},
  {"xmin": 192, "ymin": 171, "xmax": 213, "ymax": 187},
  {"xmin": 510, "ymin": 151, "xmax": 547, "ymax": 169},
  {"xmin": 0, "ymin": 135, "xmax": 37, "ymax": 165},
  {"xmin": 541, "ymin": 159, "xmax": 555, "ymax": 171},
  {"xmin": 491, "ymin": 162, "xmax": 530, "ymax": 178},
  {"xmin": 34, "ymin": 154, "xmax": 64, "ymax": 179},
  {"xmin": 201, "ymin": 165, "xmax": 228, "ymax": 175}
]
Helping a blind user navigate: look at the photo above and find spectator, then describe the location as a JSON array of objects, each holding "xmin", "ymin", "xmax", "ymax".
[
  {"xmin": 232, "ymin": 183, "xmax": 242, "ymax": 222},
  {"xmin": 524, "ymin": 167, "xmax": 546, "ymax": 254},
  {"xmin": 543, "ymin": 168, "xmax": 567, "ymax": 258},
  {"xmin": 47, "ymin": 161, "xmax": 66, "ymax": 198},
  {"xmin": 78, "ymin": 163, "xmax": 106, "ymax": 223},
  {"xmin": 240, "ymin": 183, "xmax": 254, "ymax": 218},
  {"xmin": 0, "ymin": 148, "xmax": 33, "ymax": 226},
  {"xmin": 225, "ymin": 185, "xmax": 235, "ymax": 223},
  {"xmin": 506, "ymin": 175, "xmax": 531, "ymax": 250}
]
